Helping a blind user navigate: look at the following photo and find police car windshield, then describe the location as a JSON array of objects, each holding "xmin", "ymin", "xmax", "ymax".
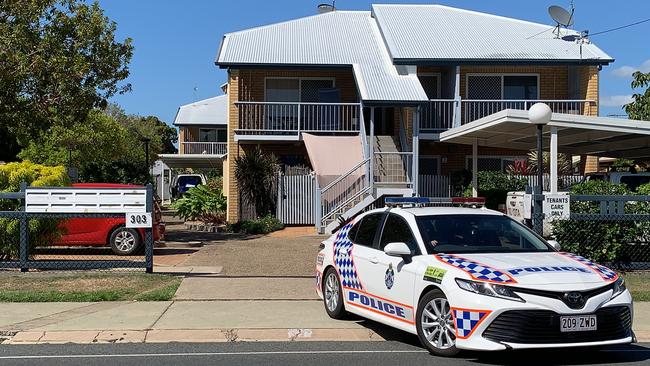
[{"xmin": 416, "ymin": 214, "xmax": 553, "ymax": 254}]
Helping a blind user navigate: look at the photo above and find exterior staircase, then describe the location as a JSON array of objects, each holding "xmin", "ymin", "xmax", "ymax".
[{"xmin": 318, "ymin": 135, "xmax": 413, "ymax": 234}]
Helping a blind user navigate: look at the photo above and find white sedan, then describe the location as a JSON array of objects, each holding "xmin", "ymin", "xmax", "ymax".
[{"xmin": 315, "ymin": 198, "xmax": 633, "ymax": 357}]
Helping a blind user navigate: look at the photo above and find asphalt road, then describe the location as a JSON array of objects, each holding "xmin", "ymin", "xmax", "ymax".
[{"xmin": 0, "ymin": 341, "xmax": 648, "ymax": 366}]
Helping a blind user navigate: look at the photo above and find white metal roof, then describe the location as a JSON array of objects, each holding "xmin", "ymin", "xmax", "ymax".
[
  {"xmin": 371, "ymin": 4, "xmax": 613, "ymax": 64},
  {"xmin": 216, "ymin": 11, "xmax": 428, "ymax": 102},
  {"xmin": 173, "ymin": 95, "xmax": 228, "ymax": 126},
  {"xmin": 440, "ymin": 109, "xmax": 650, "ymax": 159},
  {"xmin": 158, "ymin": 153, "xmax": 226, "ymax": 169}
]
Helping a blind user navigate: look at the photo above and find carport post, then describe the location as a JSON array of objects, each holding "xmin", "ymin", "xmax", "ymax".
[
  {"xmin": 550, "ymin": 127, "xmax": 558, "ymax": 194},
  {"xmin": 145, "ymin": 183, "xmax": 154, "ymax": 273},
  {"xmin": 472, "ymin": 139, "xmax": 478, "ymax": 197}
]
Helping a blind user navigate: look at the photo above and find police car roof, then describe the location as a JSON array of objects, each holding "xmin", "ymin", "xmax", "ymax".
[{"xmin": 394, "ymin": 206, "xmax": 504, "ymax": 217}]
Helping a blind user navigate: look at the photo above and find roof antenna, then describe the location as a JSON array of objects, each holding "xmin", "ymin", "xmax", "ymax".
[
  {"xmin": 548, "ymin": 3, "xmax": 574, "ymax": 38},
  {"xmin": 193, "ymin": 86, "xmax": 198, "ymax": 102}
]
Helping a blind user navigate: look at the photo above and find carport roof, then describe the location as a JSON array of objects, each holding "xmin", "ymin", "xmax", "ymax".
[
  {"xmin": 439, "ymin": 110, "xmax": 650, "ymax": 159},
  {"xmin": 159, "ymin": 154, "xmax": 225, "ymax": 169}
]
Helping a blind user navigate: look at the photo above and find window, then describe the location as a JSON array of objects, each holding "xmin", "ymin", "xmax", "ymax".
[
  {"xmin": 467, "ymin": 74, "xmax": 539, "ymax": 100},
  {"xmin": 416, "ymin": 214, "xmax": 552, "ymax": 254},
  {"xmin": 217, "ymin": 128, "xmax": 227, "ymax": 142},
  {"xmin": 466, "ymin": 156, "xmax": 528, "ymax": 173},
  {"xmin": 265, "ymin": 78, "xmax": 335, "ymax": 102},
  {"xmin": 199, "ymin": 129, "xmax": 217, "ymax": 142},
  {"xmin": 352, "ymin": 213, "xmax": 383, "ymax": 247},
  {"xmin": 504, "ymin": 76, "xmax": 538, "ymax": 100},
  {"xmin": 265, "ymin": 79, "xmax": 300, "ymax": 102},
  {"xmin": 379, "ymin": 214, "xmax": 420, "ymax": 255}
]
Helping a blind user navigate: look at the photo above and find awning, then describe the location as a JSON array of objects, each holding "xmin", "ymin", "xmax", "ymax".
[
  {"xmin": 158, "ymin": 154, "xmax": 225, "ymax": 169},
  {"xmin": 440, "ymin": 110, "xmax": 650, "ymax": 159}
]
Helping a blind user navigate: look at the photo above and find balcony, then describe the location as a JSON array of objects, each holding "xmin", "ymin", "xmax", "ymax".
[
  {"xmin": 235, "ymin": 102, "xmax": 362, "ymax": 140},
  {"xmin": 180, "ymin": 142, "xmax": 227, "ymax": 155},
  {"xmin": 421, "ymin": 99, "xmax": 597, "ymax": 134}
]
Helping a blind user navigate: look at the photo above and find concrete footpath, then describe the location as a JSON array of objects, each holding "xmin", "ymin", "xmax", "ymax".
[{"xmin": 0, "ymin": 300, "xmax": 648, "ymax": 345}]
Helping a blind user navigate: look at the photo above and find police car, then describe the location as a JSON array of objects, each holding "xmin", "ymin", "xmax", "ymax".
[{"xmin": 315, "ymin": 198, "xmax": 633, "ymax": 356}]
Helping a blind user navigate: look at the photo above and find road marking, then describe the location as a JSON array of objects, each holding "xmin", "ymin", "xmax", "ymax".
[{"xmin": 0, "ymin": 350, "xmax": 428, "ymax": 360}]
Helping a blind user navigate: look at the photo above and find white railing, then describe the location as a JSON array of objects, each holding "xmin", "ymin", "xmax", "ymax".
[
  {"xmin": 373, "ymin": 152, "xmax": 413, "ymax": 187},
  {"xmin": 461, "ymin": 100, "xmax": 596, "ymax": 124},
  {"xmin": 181, "ymin": 142, "xmax": 227, "ymax": 155},
  {"xmin": 320, "ymin": 158, "xmax": 371, "ymax": 225},
  {"xmin": 235, "ymin": 101, "xmax": 362, "ymax": 135},
  {"xmin": 512, "ymin": 174, "xmax": 584, "ymax": 191},
  {"xmin": 421, "ymin": 99, "xmax": 458, "ymax": 132}
]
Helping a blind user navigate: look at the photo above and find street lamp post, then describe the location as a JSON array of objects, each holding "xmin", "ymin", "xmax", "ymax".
[{"xmin": 528, "ymin": 103, "xmax": 552, "ymax": 235}]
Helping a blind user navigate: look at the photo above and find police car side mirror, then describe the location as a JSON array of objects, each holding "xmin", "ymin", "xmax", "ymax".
[
  {"xmin": 384, "ymin": 242, "xmax": 412, "ymax": 257},
  {"xmin": 548, "ymin": 240, "xmax": 561, "ymax": 251}
]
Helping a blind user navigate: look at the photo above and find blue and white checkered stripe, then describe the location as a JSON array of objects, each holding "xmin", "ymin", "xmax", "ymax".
[
  {"xmin": 561, "ymin": 252, "xmax": 618, "ymax": 281},
  {"xmin": 437, "ymin": 254, "xmax": 516, "ymax": 283},
  {"xmin": 333, "ymin": 223, "xmax": 363, "ymax": 290},
  {"xmin": 453, "ymin": 309, "xmax": 489, "ymax": 338}
]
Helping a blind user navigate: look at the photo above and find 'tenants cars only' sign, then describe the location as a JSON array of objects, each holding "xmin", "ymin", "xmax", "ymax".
[{"xmin": 543, "ymin": 194, "xmax": 570, "ymax": 220}]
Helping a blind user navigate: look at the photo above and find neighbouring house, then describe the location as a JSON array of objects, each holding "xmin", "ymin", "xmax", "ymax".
[
  {"xmin": 210, "ymin": 4, "xmax": 650, "ymax": 233},
  {"xmin": 159, "ymin": 93, "xmax": 229, "ymax": 179}
]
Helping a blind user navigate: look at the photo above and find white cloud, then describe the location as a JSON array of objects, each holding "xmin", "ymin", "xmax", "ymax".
[
  {"xmin": 611, "ymin": 59, "xmax": 650, "ymax": 78},
  {"xmin": 600, "ymin": 95, "xmax": 633, "ymax": 107}
]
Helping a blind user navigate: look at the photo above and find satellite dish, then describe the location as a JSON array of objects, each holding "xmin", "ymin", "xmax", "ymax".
[{"xmin": 548, "ymin": 5, "xmax": 574, "ymax": 27}]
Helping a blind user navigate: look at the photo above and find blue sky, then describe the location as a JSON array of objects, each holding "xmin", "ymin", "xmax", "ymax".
[{"xmin": 98, "ymin": 0, "xmax": 650, "ymax": 125}]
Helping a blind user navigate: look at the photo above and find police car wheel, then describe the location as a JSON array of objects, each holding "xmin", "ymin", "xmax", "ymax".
[
  {"xmin": 323, "ymin": 268, "xmax": 347, "ymax": 319},
  {"xmin": 416, "ymin": 289, "xmax": 459, "ymax": 357}
]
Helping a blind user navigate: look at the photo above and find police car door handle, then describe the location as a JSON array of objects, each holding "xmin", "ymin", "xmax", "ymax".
[{"xmin": 369, "ymin": 257, "xmax": 379, "ymax": 264}]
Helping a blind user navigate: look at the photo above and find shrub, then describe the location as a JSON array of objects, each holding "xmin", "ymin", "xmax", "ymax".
[
  {"xmin": 551, "ymin": 181, "xmax": 633, "ymax": 263},
  {"xmin": 463, "ymin": 171, "xmax": 527, "ymax": 209},
  {"xmin": 170, "ymin": 183, "xmax": 226, "ymax": 225},
  {"xmin": 0, "ymin": 161, "xmax": 69, "ymax": 260},
  {"xmin": 234, "ymin": 147, "xmax": 279, "ymax": 217},
  {"xmin": 229, "ymin": 215, "xmax": 284, "ymax": 235}
]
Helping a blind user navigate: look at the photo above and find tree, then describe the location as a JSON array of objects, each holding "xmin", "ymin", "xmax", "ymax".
[
  {"xmin": 18, "ymin": 109, "xmax": 175, "ymax": 184},
  {"xmin": 234, "ymin": 147, "xmax": 279, "ymax": 218},
  {"xmin": 0, "ymin": 0, "xmax": 133, "ymax": 161},
  {"xmin": 624, "ymin": 71, "xmax": 650, "ymax": 121}
]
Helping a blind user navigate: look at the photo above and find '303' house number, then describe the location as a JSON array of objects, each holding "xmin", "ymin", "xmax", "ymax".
[{"xmin": 125, "ymin": 213, "xmax": 152, "ymax": 228}]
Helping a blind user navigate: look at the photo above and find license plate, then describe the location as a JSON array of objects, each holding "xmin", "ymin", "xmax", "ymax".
[{"xmin": 560, "ymin": 315, "xmax": 597, "ymax": 332}]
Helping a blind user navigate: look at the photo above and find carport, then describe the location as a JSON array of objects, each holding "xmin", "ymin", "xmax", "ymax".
[{"xmin": 439, "ymin": 109, "xmax": 650, "ymax": 194}]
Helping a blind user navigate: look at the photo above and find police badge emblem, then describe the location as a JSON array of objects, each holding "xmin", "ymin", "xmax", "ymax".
[{"xmin": 385, "ymin": 262, "xmax": 395, "ymax": 289}]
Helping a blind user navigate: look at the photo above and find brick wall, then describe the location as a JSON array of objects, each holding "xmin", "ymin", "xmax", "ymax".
[
  {"xmin": 419, "ymin": 142, "xmax": 529, "ymax": 176},
  {"xmin": 226, "ymin": 70, "xmax": 241, "ymax": 222}
]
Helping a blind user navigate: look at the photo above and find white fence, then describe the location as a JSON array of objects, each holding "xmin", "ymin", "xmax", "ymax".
[
  {"xmin": 418, "ymin": 175, "xmax": 452, "ymax": 197},
  {"xmin": 276, "ymin": 174, "xmax": 318, "ymax": 225},
  {"xmin": 181, "ymin": 142, "xmax": 227, "ymax": 155}
]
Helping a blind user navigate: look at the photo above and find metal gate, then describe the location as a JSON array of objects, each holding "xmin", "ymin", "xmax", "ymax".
[{"xmin": 276, "ymin": 174, "xmax": 317, "ymax": 225}]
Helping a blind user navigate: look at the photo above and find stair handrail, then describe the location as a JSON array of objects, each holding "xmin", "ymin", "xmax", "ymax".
[{"xmin": 320, "ymin": 157, "xmax": 371, "ymax": 193}]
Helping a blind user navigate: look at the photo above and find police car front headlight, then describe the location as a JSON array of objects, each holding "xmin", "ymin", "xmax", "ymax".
[
  {"xmin": 455, "ymin": 278, "xmax": 524, "ymax": 302},
  {"xmin": 612, "ymin": 277, "xmax": 626, "ymax": 299}
]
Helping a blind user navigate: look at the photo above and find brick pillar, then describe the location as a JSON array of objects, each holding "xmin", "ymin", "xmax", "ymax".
[{"xmin": 226, "ymin": 70, "xmax": 241, "ymax": 223}]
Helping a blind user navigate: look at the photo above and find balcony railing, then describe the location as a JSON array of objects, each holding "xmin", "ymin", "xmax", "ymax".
[
  {"xmin": 235, "ymin": 101, "xmax": 362, "ymax": 136},
  {"xmin": 421, "ymin": 99, "xmax": 597, "ymax": 133},
  {"xmin": 460, "ymin": 100, "xmax": 597, "ymax": 124},
  {"xmin": 181, "ymin": 142, "xmax": 227, "ymax": 155}
]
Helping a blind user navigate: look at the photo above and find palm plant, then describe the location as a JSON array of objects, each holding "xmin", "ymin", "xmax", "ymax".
[
  {"xmin": 234, "ymin": 147, "xmax": 279, "ymax": 217},
  {"xmin": 506, "ymin": 150, "xmax": 573, "ymax": 175}
]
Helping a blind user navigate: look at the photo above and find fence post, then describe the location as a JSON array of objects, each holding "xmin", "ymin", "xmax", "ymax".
[
  {"xmin": 19, "ymin": 181, "xmax": 29, "ymax": 272},
  {"xmin": 145, "ymin": 183, "xmax": 154, "ymax": 273}
]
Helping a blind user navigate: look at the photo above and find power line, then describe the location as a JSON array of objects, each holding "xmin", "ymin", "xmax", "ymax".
[
  {"xmin": 526, "ymin": 26, "xmax": 556, "ymax": 40},
  {"xmin": 589, "ymin": 17, "xmax": 650, "ymax": 37}
]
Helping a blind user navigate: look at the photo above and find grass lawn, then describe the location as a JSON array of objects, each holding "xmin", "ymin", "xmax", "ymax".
[
  {"xmin": 622, "ymin": 272, "xmax": 650, "ymax": 302},
  {"xmin": 0, "ymin": 273, "xmax": 182, "ymax": 302}
]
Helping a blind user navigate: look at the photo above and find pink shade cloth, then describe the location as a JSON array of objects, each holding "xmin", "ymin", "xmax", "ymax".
[{"xmin": 302, "ymin": 133, "xmax": 365, "ymax": 188}]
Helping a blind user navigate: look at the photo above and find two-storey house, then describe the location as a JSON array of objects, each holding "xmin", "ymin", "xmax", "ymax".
[{"xmin": 214, "ymin": 4, "xmax": 620, "ymax": 233}]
